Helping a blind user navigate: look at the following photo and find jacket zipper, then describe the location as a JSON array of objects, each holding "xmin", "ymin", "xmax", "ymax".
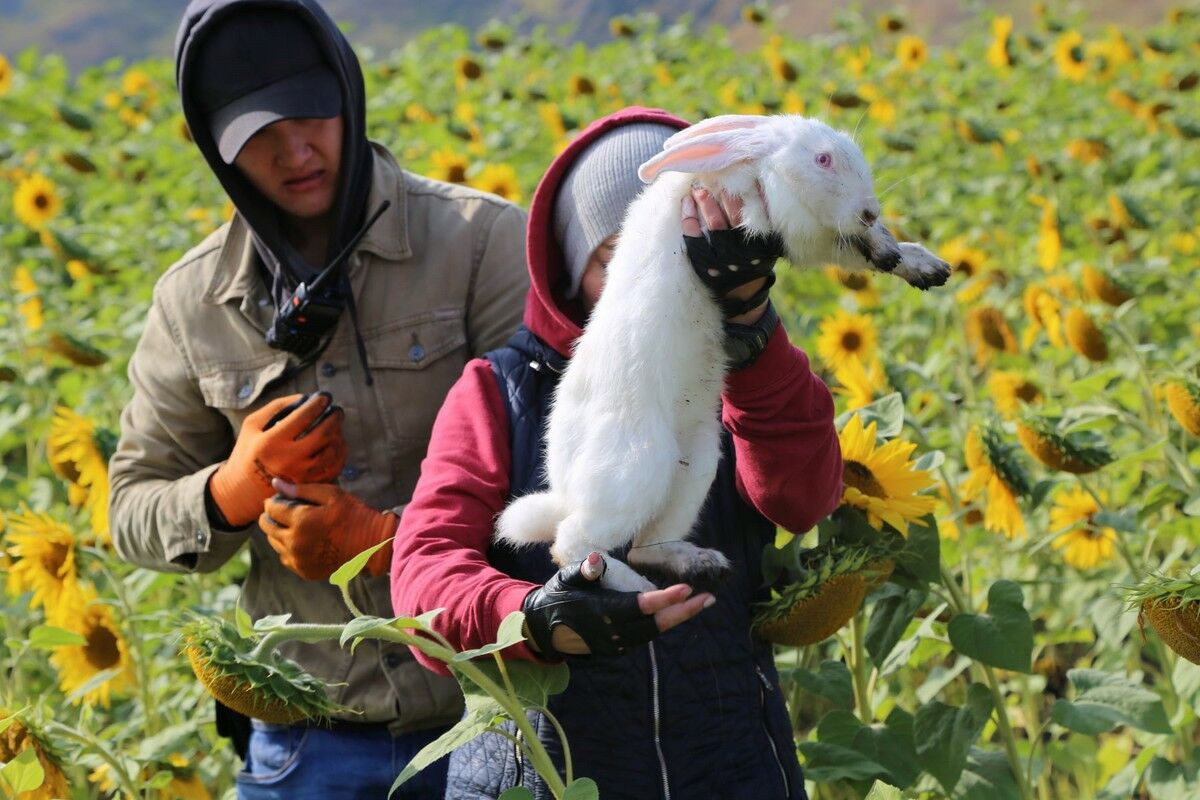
[
  {"xmin": 648, "ymin": 643, "xmax": 672, "ymax": 800},
  {"xmin": 756, "ymin": 666, "xmax": 791, "ymax": 797},
  {"xmin": 513, "ymin": 721, "xmax": 525, "ymax": 787}
]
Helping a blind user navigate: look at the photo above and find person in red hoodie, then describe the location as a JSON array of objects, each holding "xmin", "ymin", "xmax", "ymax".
[{"xmin": 390, "ymin": 107, "xmax": 843, "ymax": 799}]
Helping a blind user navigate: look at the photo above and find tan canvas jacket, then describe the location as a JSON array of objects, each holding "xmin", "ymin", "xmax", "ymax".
[{"xmin": 109, "ymin": 143, "xmax": 529, "ymax": 730}]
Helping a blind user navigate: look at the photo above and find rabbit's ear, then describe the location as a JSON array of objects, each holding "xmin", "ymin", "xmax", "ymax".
[
  {"xmin": 637, "ymin": 129, "xmax": 769, "ymax": 183},
  {"xmin": 662, "ymin": 115, "xmax": 768, "ymax": 150}
]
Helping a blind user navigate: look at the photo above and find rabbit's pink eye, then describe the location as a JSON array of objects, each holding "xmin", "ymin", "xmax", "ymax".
[{"xmin": 815, "ymin": 152, "xmax": 833, "ymax": 169}]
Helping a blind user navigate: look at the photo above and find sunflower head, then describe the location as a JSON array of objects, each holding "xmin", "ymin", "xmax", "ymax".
[
  {"xmin": 183, "ymin": 616, "xmax": 344, "ymax": 725},
  {"xmin": 0, "ymin": 53, "xmax": 12, "ymax": 96},
  {"xmin": 837, "ymin": 413, "xmax": 938, "ymax": 535},
  {"xmin": 1053, "ymin": 31, "xmax": 1088, "ymax": 81},
  {"xmin": 471, "ymin": 163, "xmax": 522, "ymax": 203},
  {"xmin": 1048, "ymin": 487, "xmax": 1117, "ymax": 570},
  {"xmin": 816, "ymin": 310, "xmax": 878, "ymax": 371},
  {"xmin": 1016, "ymin": 416, "xmax": 1114, "ymax": 474},
  {"xmin": 609, "ymin": 17, "xmax": 637, "ymax": 37},
  {"xmin": 1064, "ymin": 307, "xmax": 1109, "ymax": 362},
  {"xmin": 454, "ymin": 56, "xmax": 483, "ymax": 82},
  {"xmin": 568, "ymin": 74, "xmax": 596, "ymax": 97},
  {"xmin": 964, "ymin": 305, "xmax": 1017, "ymax": 364},
  {"xmin": 962, "ymin": 425, "xmax": 1032, "ymax": 540},
  {"xmin": 4, "ymin": 511, "xmax": 79, "ymax": 615},
  {"xmin": 428, "ymin": 148, "xmax": 469, "ymax": 184},
  {"xmin": 0, "ymin": 710, "xmax": 71, "ymax": 800},
  {"xmin": 50, "ymin": 585, "xmax": 136, "ymax": 707},
  {"xmin": 896, "ymin": 36, "xmax": 928, "ymax": 70},
  {"xmin": 1164, "ymin": 381, "xmax": 1200, "ymax": 436},
  {"xmin": 987, "ymin": 370, "xmax": 1042, "ymax": 417},
  {"xmin": 13, "ymin": 173, "xmax": 62, "ymax": 229}
]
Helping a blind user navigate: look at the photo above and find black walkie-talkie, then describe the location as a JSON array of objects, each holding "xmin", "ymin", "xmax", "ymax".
[{"xmin": 265, "ymin": 200, "xmax": 391, "ymax": 356}]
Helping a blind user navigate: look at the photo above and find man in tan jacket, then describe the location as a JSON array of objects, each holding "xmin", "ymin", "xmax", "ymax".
[{"xmin": 109, "ymin": 1, "xmax": 527, "ymax": 796}]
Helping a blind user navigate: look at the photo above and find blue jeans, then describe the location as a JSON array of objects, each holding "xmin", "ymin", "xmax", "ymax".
[{"xmin": 236, "ymin": 719, "xmax": 451, "ymax": 799}]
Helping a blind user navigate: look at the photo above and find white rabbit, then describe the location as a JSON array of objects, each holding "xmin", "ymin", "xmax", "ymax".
[{"xmin": 496, "ymin": 114, "xmax": 951, "ymax": 593}]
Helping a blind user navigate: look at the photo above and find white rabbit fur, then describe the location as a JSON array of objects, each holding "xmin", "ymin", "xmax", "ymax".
[{"xmin": 495, "ymin": 114, "xmax": 949, "ymax": 593}]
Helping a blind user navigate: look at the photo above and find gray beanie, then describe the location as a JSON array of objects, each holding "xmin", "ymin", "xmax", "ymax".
[{"xmin": 554, "ymin": 122, "xmax": 678, "ymax": 298}]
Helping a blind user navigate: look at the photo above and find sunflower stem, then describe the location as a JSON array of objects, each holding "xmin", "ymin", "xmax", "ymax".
[
  {"xmin": 850, "ymin": 609, "xmax": 873, "ymax": 723},
  {"xmin": 940, "ymin": 567, "xmax": 1033, "ymax": 800},
  {"xmin": 47, "ymin": 721, "xmax": 141, "ymax": 799}
]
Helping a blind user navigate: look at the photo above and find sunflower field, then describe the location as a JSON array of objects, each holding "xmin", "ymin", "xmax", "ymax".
[{"xmin": 2, "ymin": 4, "xmax": 1200, "ymax": 799}]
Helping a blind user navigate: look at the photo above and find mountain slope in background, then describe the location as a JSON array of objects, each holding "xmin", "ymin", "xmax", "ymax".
[{"xmin": 0, "ymin": 0, "xmax": 1179, "ymax": 71}]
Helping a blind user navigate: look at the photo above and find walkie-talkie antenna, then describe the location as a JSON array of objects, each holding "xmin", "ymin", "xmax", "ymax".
[{"xmin": 306, "ymin": 199, "xmax": 391, "ymax": 296}]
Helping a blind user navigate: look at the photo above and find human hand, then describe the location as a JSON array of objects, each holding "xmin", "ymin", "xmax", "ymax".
[
  {"xmin": 259, "ymin": 479, "xmax": 396, "ymax": 581},
  {"xmin": 208, "ymin": 392, "xmax": 347, "ymax": 527},
  {"xmin": 681, "ymin": 186, "xmax": 782, "ymax": 323},
  {"xmin": 522, "ymin": 552, "xmax": 716, "ymax": 658}
]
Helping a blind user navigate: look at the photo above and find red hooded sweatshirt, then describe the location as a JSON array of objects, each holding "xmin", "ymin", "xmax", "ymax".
[{"xmin": 390, "ymin": 107, "xmax": 844, "ymax": 673}]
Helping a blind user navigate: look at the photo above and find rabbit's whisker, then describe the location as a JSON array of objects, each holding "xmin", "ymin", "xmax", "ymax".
[{"xmin": 878, "ymin": 173, "xmax": 914, "ymax": 199}]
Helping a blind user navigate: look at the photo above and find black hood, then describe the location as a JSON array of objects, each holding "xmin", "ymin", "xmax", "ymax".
[{"xmin": 175, "ymin": 0, "xmax": 373, "ymax": 295}]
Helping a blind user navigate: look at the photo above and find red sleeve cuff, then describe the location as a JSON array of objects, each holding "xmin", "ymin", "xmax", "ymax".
[{"xmin": 724, "ymin": 325, "xmax": 796, "ymax": 398}]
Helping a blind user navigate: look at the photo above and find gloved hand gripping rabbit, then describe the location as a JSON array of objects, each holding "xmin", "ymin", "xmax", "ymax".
[{"xmin": 496, "ymin": 114, "xmax": 952, "ymax": 592}]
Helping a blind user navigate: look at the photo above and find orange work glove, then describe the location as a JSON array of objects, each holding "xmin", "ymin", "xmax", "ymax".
[
  {"xmin": 259, "ymin": 480, "xmax": 397, "ymax": 581},
  {"xmin": 208, "ymin": 393, "xmax": 347, "ymax": 527}
]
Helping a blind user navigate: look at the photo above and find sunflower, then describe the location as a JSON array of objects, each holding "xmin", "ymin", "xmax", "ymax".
[
  {"xmin": 832, "ymin": 357, "xmax": 887, "ymax": 411},
  {"xmin": 837, "ymin": 414, "xmax": 937, "ymax": 535},
  {"xmin": 1015, "ymin": 417, "xmax": 1113, "ymax": 474},
  {"xmin": 987, "ymin": 370, "xmax": 1042, "ymax": 418},
  {"xmin": 1081, "ymin": 265, "xmax": 1133, "ymax": 306},
  {"xmin": 1036, "ymin": 203, "xmax": 1061, "ymax": 271},
  {"xmin": 896, "ymin": 36, "xmax": 928, "ymax": 70},
  {"xmin": 1108, "ymin": 192, "xmax": 1149, "ymax": 230},
  {"xmin": 1164, "ymin": 382, "xmax": 1200, "ymax": 437},
  {"xmin": 1049, "ymin": 487, "xmax": 1117, "ymax": 570},
  {"xmin": 0, "ymin": 53, "xmax": 12, "ymax": 96},
  {"xmin": 568, "ymin": 74, "xmax": 597, "ymax": 97},
  {"xmin": 1064, "ymin": 307, "xmax": 1108, "ymax": 362},
  {"xmin": 610, "ymin": 16, "xmax": 637, "ymax": 36},
  {"xmin": 766, "ymin": 52, "xmax": 798, "ymax": 83},
  {"xmin": 13, "ymin": 173, "xmax": 62, "ymax": 229},
  {"xmin": 939, "ymin": 237, "xmax": 986, "ymax": 279},
  {"xmin": 471, "ymin": 163, "xmax": 522, "ymax": 203},
  {"xmin": 962, "ymin": 426, "xmax": 1031, "ymax": 539},
  {"xmin": 454, "ymin": 56, "xmax": 483, "ymax": 83},
  {"xmin": 0, "ymin": 711, "xmax": 71, "ymax": 800},
  {"xmin": 50, "ymin": 585, "xmax": 136, "ymax": 707},
  {"xmin": 987, "ymin": 16, "xmax": 1015, "ymax": 69},
  {"xmin": 816, "ymin": 309, "xmax": 878, "ymax": 371},
  {"xmin": 964, "ymin": 305, "xmax": 1017, "ymax": 365},
  {"xmin": 1022, "ymin": 284, "xmax": 1064, "ymax": 348},
  {"xmin": 1054, "ymin": 31, "xmax": 1088, "ymax": 81},
  {"xmin": 48, "ymin": 406, "xmax": 114, "ymax": 543},
  {"xmin": 4, "ymin": 511, "xmax": 80, "ymax": 616},
  {"xmin": 91, "ymin": 757, "xmax": 211, "ymax": 800},
  {"xmin": 428, "ymin": 148, "xmax": 468, "ymax": 184},
  {"xmin": 1065, "ymin": 137, "xmax": 1108, "ymax": 162},
  {"xmin": 825, "ymin": 267, "xmax": 879, "ymax": 306}
]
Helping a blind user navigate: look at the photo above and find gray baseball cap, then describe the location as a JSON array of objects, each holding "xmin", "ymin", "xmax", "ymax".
[{"xmin": 192, "ymin": 9, "xmax": 341, "ymax": 163}]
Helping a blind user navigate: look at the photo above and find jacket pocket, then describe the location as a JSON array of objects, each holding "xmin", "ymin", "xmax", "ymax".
[{"xmin": 197, "ymin": 354, "xmax": 291, "ymax": 411}]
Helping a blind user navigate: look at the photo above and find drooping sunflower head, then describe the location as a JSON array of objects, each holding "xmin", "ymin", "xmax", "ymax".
[
  {"xmin": 1049, "ymin": 487, "xmax": 1117, "ymax": 570},
  {"xmin": 4, "ymin": 511, "xmax": 80, "ymax": 615},
  {"xmin": 567, "ymin": 74, "xmax": 596, "ymax": 97},
  {"xmin": 837, "ymin": 414, "xmax": 937, "ymax": 535},
  {"xmin": 1064, "ymin": 307, "xmax": 1109, "ymax": 362},
  {"xmin": 0, "ymin": 52, "xmax": 12, "ymax": 95},
  {"xmin": 1022, "ymin": 284, "xmax": 1064, "ymax": 348},
  {"xmin": 1080, "ymin": 265, "xmax": 1133, "ymax": 307},
  {"xmin": 183, "ymin": 616, "xmax": 343, "ymax": 725},
  {"xmin": 1036, "ymin": 202, "xmax": 1061, "ymax": 271},
  {"xmin": 471, "ymin": 163, "xmax": 522, "ymax": 203},
  {"xmin": 1164, "ymin": 381, "xmax": 1200, "ymax": 436},
  {"xmin": 1016, "ymin": 416, "xmax": 1114, "ymax": 474},
  {"xmin": 47, "ymin": 407, "xmax": 114, "ymax": 543},
  {"xmin": 50, "ymin": 586, "xmax": 136, "ymax": 707},
  {"xmin": 0, "ymin": 710, "xmax": 71, "ymax": 800},
  {"xmin": 13, "ymin": 173, "xmax": 62, "ymax": 229},
  {"xmin": 987, "ymin": 16, "xmax": 1016, "ymax": 69},
  {"xmin": 987, "ymin": 370, "xmax": 1042, "ymax": 417},
  {"xmin": 939, "ymin": 237, "xmax": 986, "ymax": 279},
  {"xmin": 816, "ymin": 309, "xmax": 878, "ymax": 371},
  {"xmin": 964, "ymin": 305, "xmax": 1017, "ymax": 365},
  {"xmin": 962, "ymin": 425, "xmax": 1031, "ymax": 539}
]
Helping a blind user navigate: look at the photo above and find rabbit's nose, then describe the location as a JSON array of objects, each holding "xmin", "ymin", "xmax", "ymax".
[{"xmin": 860, "ymin": 208, "xmax": 878, "ymax": 226}]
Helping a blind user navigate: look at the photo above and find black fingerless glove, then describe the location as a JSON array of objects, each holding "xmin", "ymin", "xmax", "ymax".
[
  {"xmin": 522, "ymin": 559, "xmax": 659, "ymax": 659},
  {"xmin": 683, "ymin": 228, "xmax": 785, "ymax": 317},
  {"xmin": 724, "ymin": 300, "xmax": 780, "ymax": 370}
]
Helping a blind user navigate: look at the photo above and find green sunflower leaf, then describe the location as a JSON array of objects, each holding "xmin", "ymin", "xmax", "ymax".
[
  {"xmin": 1050, "ymin": 669, "xmax": 1172, "ymax": 735},
  {"xmin": 947, "ymin": 581, "xmax": 1033, "ymax": 673},
  {"xmin": 913, "ymin": 682, "xmax": 993, "ymax": 793}
]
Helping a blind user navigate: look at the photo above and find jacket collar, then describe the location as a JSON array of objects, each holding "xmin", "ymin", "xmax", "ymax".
[{"xmin": 203, "ymin": 143, "xmax": 410, "ymax": 306}]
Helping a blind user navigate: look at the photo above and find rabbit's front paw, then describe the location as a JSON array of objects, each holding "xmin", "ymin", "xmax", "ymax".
[{"xmin": 894, "ymin": 242, "xmax": 951, "ymax": 290}]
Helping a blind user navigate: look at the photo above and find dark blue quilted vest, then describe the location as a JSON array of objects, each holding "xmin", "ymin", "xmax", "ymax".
[{"xmin": 443, "ymin": 326, "xmax": 807, "ymax": 800}]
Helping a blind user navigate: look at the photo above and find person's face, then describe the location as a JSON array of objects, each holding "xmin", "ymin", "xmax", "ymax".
[
  {"xmin": 578, "ymin": 234, "xmax": 617, "ymax": 311},
  {"xmin": 234, "ymin": 116, "xmax": 343, "ymax": 222}
]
